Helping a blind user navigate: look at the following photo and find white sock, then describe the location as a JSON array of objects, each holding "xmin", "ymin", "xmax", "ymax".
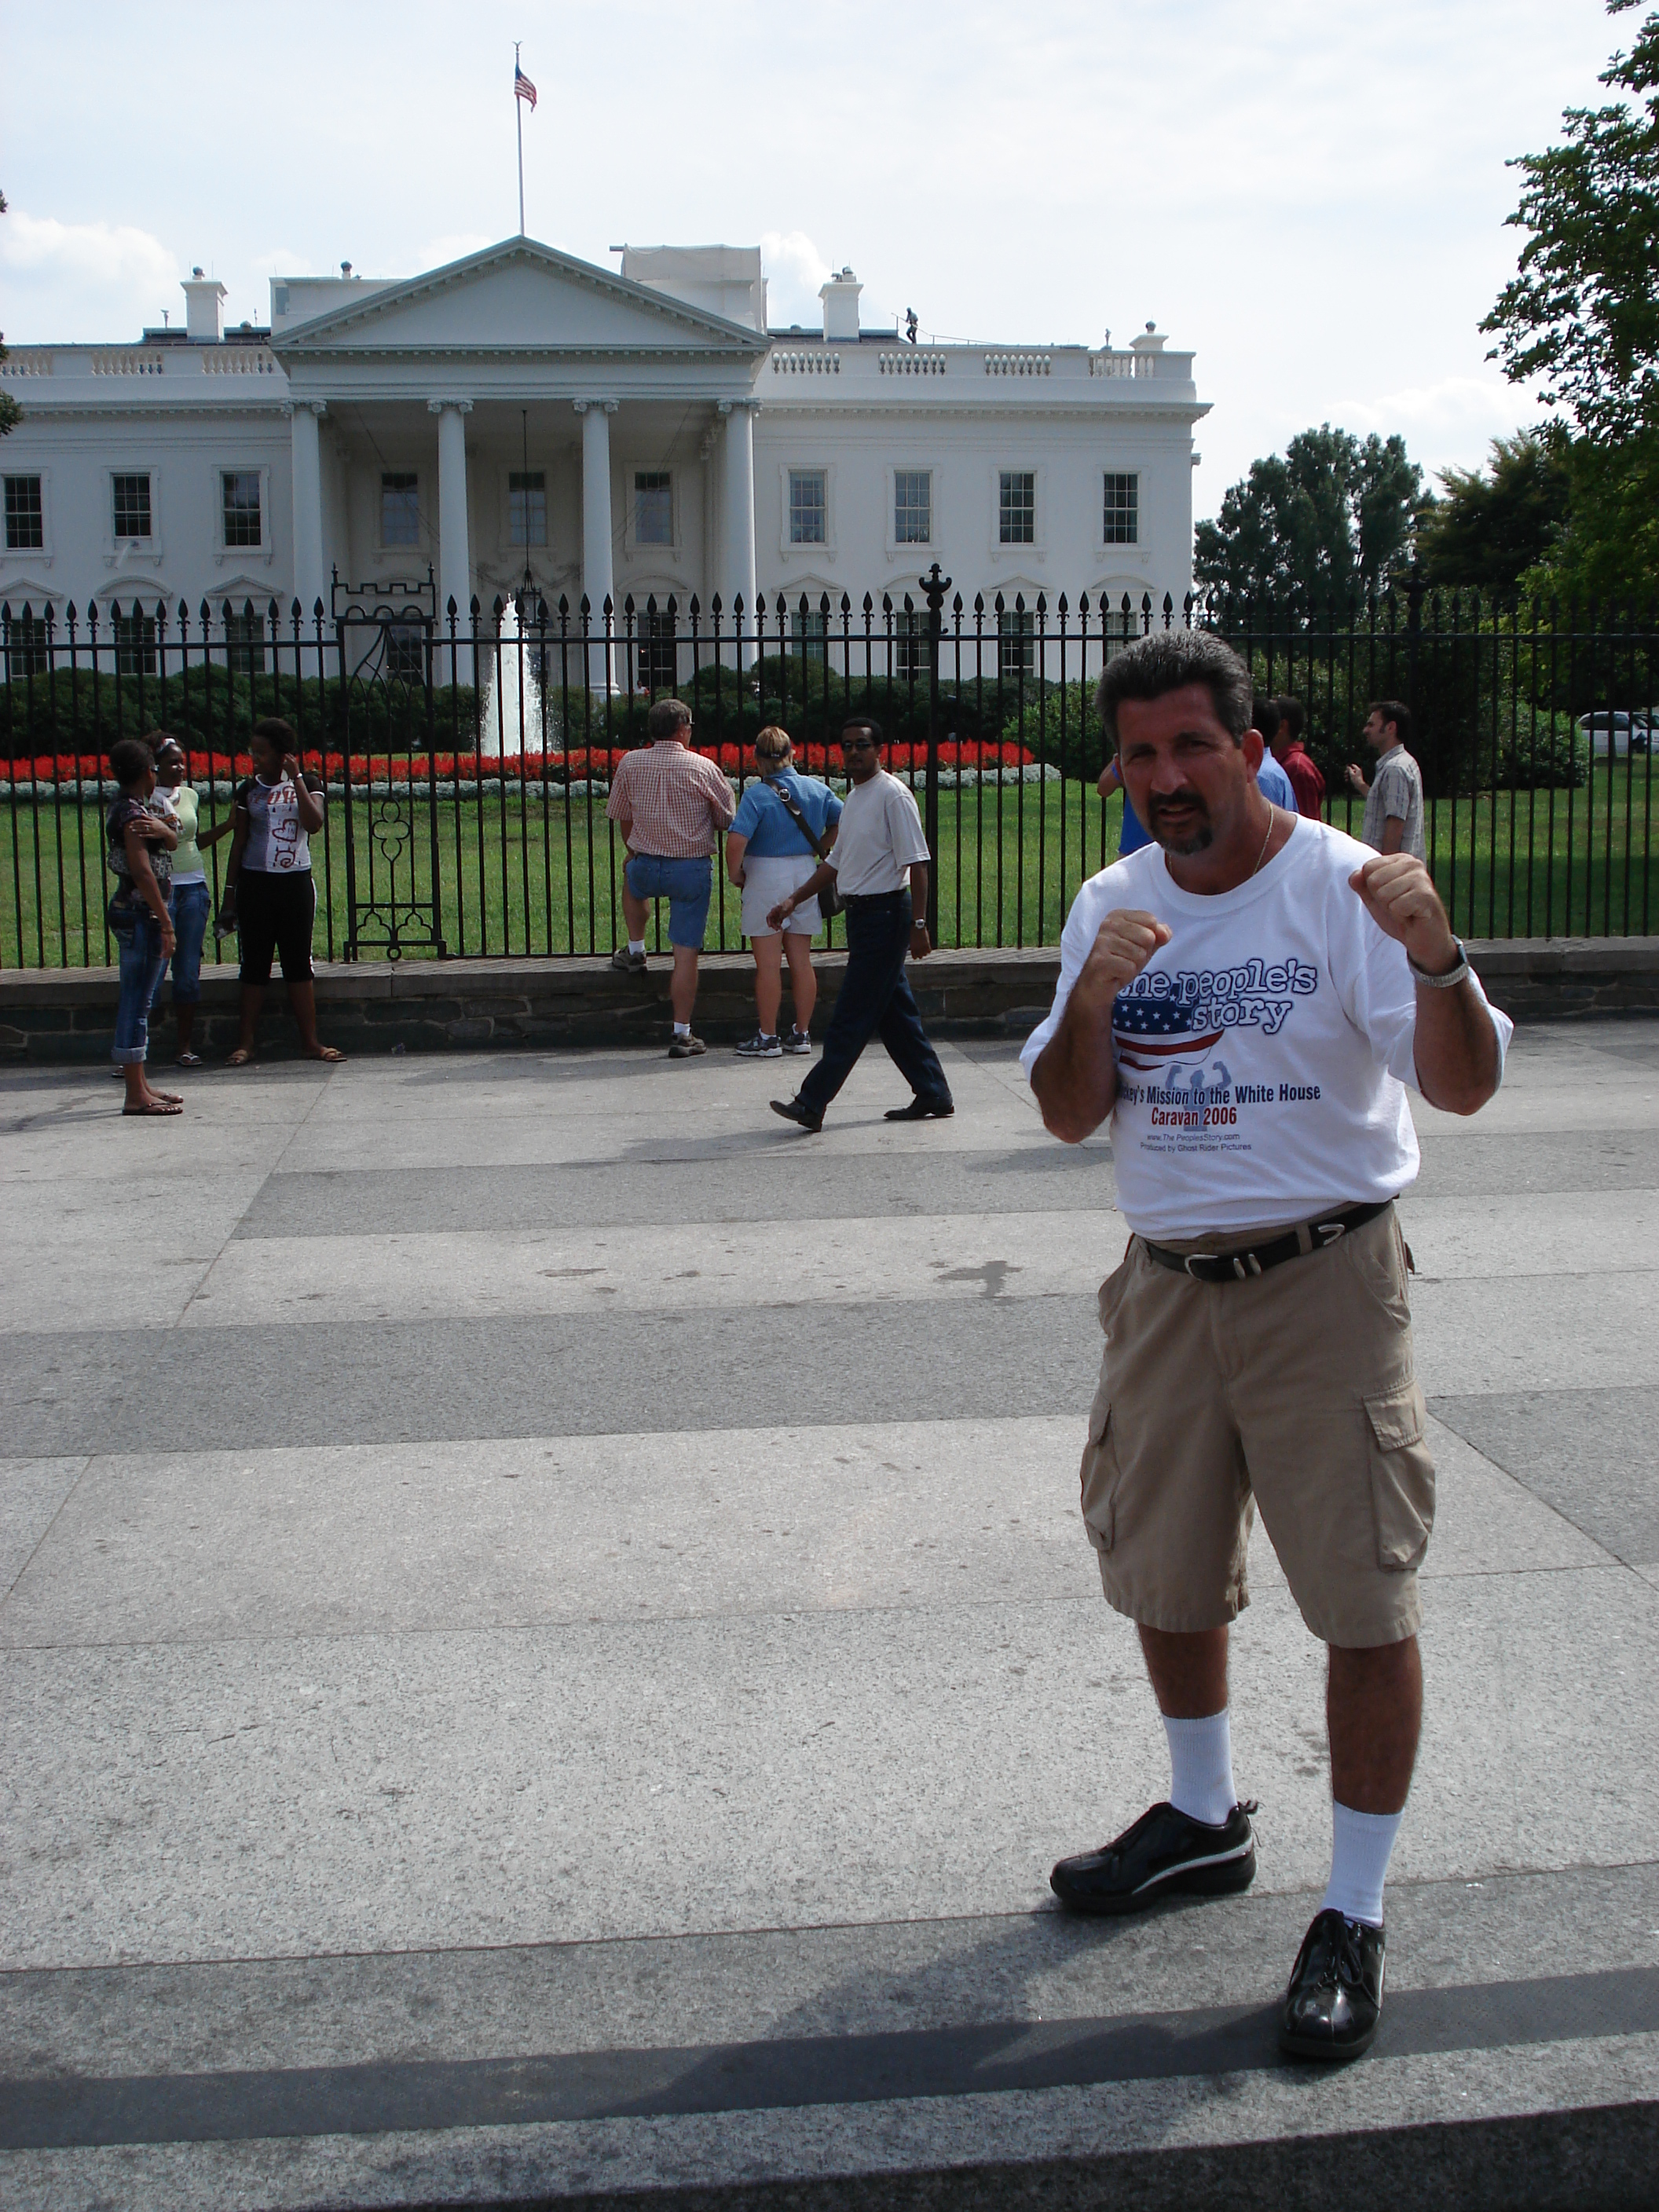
[
  {"xmin": 672, "ymin": 1021, "xmax": 690, "ymax": 1038},
  {"xmin": 1163, "ymin": 1710, "xmax": 1236, "ymax": 1826},
  {"xmin": 628, "ymin": 938, "xmax": 646, "ymax": 955},
  {"xmin": 1321, "ymin": 1802, "xmax": 1401, "ymax": 1928}
]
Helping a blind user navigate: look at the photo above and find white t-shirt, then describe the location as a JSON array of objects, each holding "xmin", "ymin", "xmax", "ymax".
[
  {"xmin": 1020, "ymin": 816, "xmax": 1513, "ymax": 1240},
  {"xmin": 827, "ymin": 769, "xmax": 932, "ymax": 895}
]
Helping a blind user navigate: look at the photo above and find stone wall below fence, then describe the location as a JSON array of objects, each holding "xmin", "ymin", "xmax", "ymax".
[{"xmin": 2, "ymin": 939, "xmax": 1657, "ymax": 1065}]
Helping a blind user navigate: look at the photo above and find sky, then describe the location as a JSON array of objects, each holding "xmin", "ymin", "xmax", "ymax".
[{"xmin": 0, "ymin": 0, "xmax": 1624, "ymax": 526}]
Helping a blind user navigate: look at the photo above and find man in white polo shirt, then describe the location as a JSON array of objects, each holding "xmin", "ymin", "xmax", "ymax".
[
  {"xmin": 765, "ymin": 715, "xmax": 954, "ymax": 1133},
  {"xmin": 1022, "ymin": 630, "xmax": 1511, "ymax": 2063}
]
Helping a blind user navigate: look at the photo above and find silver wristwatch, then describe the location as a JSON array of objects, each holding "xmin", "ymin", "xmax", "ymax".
[{"xmin": 1408, "ymin": 937, "xmax": 1471, "ymax": 989}]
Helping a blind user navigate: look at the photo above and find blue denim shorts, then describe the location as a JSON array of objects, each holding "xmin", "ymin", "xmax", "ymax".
[{"xmin": 624, "ymin": 852, "xmax": 712, "ymax": 948}]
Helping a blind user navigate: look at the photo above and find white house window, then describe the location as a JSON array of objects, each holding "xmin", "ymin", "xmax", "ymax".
[
  {"xmin": 5, "ymin": 611, "xmax": 49, "ymax": 675},
  {"xmin": 998, "ymin": 471, "xmax": 1035, "ymax": 545},
  {"xmin": 894, "ymin": 471, "xmax": 932, "ymax": 545},
  {"xmin": 509, "ymin": 471, "xmax": 547, "ymax": 548},
  {"xmin": 998, "ymin": 606, "xmax": 1035, "ymax": 677},
  {"xmin": 893, "ymin": 607, "xmax": 925, "ymax": 683},
  {"xmin": 386, "ymin": 621, "xmax": 426, "ymax": 679},
  {"xmin": 639, "ymin": 605, "xmax": 676, "ymax": 690},
  {"xmin": 115, "ymin": 609, "xmax": 158, "ymax": 676},
  {"xmin": 224, "ymin": 607, "xmax": 266, "ymax": 675},
  {"xmin": 788, "ymin": 469, "xmax": 826, "ymax": 546},
  {"xmin": 789, "ymin": 606, "xmax": 828, "ymax": 661},
  {"xmin": 1104, "ymin": 473, "xmax": 1139, "ymax": 546},
  {"xmin": 381, "ymin": 473, "xmax": 420, "ymax": 548},
  {"xmin": 5, "ymin": 475, "xmax": 44, "ymax": 550},
  {"xmin": 634, "ymin": 471, "xmax": 672, "ymax": 546},
  {"xmin": 222, "ymin": 471, "xmax": 262, "ymax": 549},
  {"xmin": 113, "ymin": 474, "xmax": 152, "ymax": 540}
]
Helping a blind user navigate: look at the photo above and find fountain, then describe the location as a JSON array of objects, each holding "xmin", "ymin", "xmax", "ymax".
[{"xmin": 478, "ymin": 593, "xmax": 555, "ymax": 761}]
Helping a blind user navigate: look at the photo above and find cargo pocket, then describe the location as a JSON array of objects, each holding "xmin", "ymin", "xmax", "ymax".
[
  {"xmin": 1079, "ymin": 1394, "xmax": 1121, "ymax": 1554},
  {"xmin": 1364, "ymin": 1381, "xmax": 1435, "ymax": 1570}
]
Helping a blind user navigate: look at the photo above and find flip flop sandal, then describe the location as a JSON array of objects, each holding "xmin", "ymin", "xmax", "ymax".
[
  {"xmin": 175, "ymin": 1051, "xmax": 203, "ymax": 1068},
  {"xmin": 123, "ymin": 1099, "xmax": 182, "ymax": 1117},
  {"xmin": 225, "ymin": 1048, "xmax": 254, "ymax": 1067}
]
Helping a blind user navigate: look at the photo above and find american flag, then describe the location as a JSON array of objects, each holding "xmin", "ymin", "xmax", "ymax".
[
  {"xmin": 515, "ymin": 63, "xmax": 537, "ymax": 108},
  {"xmin": 1111, "ymin": 992, "xmax": 1222, "ymax": 1073}
]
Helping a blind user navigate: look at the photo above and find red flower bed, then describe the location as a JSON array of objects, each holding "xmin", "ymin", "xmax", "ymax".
[{"xmin": 5, "ymin": 737, "xmax": 1036, "ymax": 785}]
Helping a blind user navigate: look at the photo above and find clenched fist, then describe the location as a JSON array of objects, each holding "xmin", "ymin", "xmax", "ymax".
[
  {"xmin": 1075, "ymin": 908, "xmax": 1174, "ymax": 1008},
  {"xmin": 1349, "ymin": 854, "xmax": 1459, "ymax": 974}
]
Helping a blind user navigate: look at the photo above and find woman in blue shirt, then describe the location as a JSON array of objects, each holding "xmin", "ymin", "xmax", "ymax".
[{"xmin": 725, "ymin": 726, "xmax": 843, "ymax": 1059}]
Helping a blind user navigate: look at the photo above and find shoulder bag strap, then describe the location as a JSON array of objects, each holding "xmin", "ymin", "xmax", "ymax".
[{"xmin": 771, "ymin": 782, "xmax": 832, "ymax": 864}]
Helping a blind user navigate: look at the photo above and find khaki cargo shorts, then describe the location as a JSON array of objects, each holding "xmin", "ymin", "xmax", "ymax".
[{"xmin": 1080, "ymin": 1205, "xmax": 1434, "ymax": 1648}]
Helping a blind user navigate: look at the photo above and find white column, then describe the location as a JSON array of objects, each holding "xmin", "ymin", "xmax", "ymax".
[
  {"xmin": 287, "ymin": 400, "xmax": 327, "ymax": 621},
  {"xmin": 719, "ymin": 397, "xmax": 758, "ymax": 667},
  {"xmin": 427, "ymin": 398, "xmax": 474, "ymax": 687},
  {"xmin": 574, "ymin": 398, "xmax": 617, "ymax": 690}
]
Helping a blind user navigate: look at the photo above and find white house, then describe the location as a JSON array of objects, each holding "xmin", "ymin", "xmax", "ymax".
[{"xmin": 0, "ymin": 236, "xmax": 1207, "ymax": 680}]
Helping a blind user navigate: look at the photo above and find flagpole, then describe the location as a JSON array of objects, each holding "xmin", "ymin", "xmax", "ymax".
[{"xmin": 515, "ymin": 41, "xmax": 526, "ymax": 236}]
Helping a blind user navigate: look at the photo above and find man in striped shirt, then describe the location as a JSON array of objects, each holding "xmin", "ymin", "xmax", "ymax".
[{"xmin": 606, "ymin": 698, "xmax": 736, "ymax": 1057}]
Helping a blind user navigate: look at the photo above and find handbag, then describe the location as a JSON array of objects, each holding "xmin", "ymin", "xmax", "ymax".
[{"xmin": 771, "ymin": 782, "xmax": 843, "ymax": 917}]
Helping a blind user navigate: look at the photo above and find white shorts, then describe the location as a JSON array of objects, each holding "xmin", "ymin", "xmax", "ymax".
[{"xmin": 740, "ymin": 851, "xmax": 824, "ymax": 938}]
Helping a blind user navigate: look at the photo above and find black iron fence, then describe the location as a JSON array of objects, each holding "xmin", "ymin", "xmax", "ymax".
[{"xmin": 3, "ymin": 572, "xmax": 1657, "ymax": 969}]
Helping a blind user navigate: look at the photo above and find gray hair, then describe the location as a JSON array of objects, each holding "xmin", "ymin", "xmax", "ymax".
[
  {"xmin": 1094, "ymin": 630, "xmax": 1252, "ymax": 752},
  {"xmin": 646, "ymin": 697, "xmax": 693, "ymax": 742}
]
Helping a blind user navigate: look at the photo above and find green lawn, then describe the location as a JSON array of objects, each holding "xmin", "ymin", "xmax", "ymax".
[{"xmin": 5, "ymin": 780, "xmax": 1658, "ymax": 969}]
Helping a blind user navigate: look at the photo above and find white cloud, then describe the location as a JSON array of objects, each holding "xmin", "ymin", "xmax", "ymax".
[
  {"xmin": 1332, "ymin": 376, "xmax": 1552, "ymax": 484},
  {"xmin": 760, "ymin": 230, "xmax": 831, "ymax": 328},
  {"xmin": 0, "ymin": 211, "xmax": 179, "ymax": 342}
]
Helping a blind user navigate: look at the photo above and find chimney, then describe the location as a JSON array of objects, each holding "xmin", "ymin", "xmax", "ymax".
[
  {"xmin": 1130, "ymin": 320, "xmax": 1167, "ymax": 354},
  {"xmin": 182, "ymin": 267, "xmax": 226, "ymax": 343},
  {"xmin": 819, "ymin": 266, "xmax": 862, "ymax": 342}
]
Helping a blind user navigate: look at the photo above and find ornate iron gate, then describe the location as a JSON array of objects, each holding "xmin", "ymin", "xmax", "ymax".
[{"xmin": 333, "ymin": 574, "xmax": 446, "ymax": 960}]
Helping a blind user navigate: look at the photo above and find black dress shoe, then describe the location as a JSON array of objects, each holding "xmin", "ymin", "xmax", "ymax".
[
  {"xmin": 770, "ymin": 1096, "xmax": 824, "ymax": 1133},
  {"xmin": 1050, "ymin": 1800, "xmax": 1256, "ymax": 1916},
  {"xmin": 884, "ymin": 1095, "xmax": 955, "ymax": 1121},
  {"xmin": 1280, "ymin": 1909, "xmax": 1386, "ymax": 2061}
]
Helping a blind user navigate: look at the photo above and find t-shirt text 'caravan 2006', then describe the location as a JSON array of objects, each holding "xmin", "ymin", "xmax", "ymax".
[{"xmin": 1020, "ymin": 818, "xmax": 1512, "ymax": 1240}]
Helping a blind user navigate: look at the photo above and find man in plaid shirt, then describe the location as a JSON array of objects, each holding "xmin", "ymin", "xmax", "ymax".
[{"xmin": 606, "ymin": 698, "xmax": 736, "ymax": 1057}]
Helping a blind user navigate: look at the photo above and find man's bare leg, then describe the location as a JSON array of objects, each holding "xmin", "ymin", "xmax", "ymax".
[
  {"xmin": 1327, "ymin": 1635, "xmax": 1421, "ymax": 1815},
  {"xmin": 1138, "ymin": 1624, "xmax": 1229, "ymax": 1718},
  {"xmin": 621, "ymin": 884, "xmax": 650, "ymax": 946},
  {"xmin": 670, "ymin": 945, "xmax": 699, "ymax": 1027}
]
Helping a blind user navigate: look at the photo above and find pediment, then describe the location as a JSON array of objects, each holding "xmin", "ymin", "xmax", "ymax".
[{"xmin": 273, "ymin": 239, "xmax": 768, "ymax": 360}]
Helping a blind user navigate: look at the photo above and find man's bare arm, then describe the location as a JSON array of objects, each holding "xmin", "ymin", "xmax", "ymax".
[
  {"xmin": 1031, "ymin": 910, "xmax": 1171, "ymax": 1144},
  {"xmin": 1379, "ymin": 817, "xmax": 1405, "ymax": 855},
  {"xmin": 1349, "ymin": 855, "xmax": 1500, "ymax": 1117}
]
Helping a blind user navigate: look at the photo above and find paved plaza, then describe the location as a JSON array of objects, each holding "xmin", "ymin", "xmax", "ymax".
[{"xmin": 2, "ymin": 1018, "xmax": 1657, "ymax": 2209}]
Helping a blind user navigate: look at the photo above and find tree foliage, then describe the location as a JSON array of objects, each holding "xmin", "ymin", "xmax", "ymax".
[
  {"xmin": 1416, "ymin": 430, "xmax": 1573, "ymax": 595},
  {"xmin": 1482, "ymin": 1, "xmax": 1659, "ymax": 445},
  {"xmin": 1192, "ymin": 424, "xmax": 1422, "ymax": 607},
  {"xmin": 0, "ymin": 190, "xmax": 20, "ymax": 438}
]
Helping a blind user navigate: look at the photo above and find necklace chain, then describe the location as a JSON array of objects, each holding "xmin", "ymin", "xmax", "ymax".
[{"xmin": 1249, "ymin": 806, "xmax": 1276, "ymax": 879}]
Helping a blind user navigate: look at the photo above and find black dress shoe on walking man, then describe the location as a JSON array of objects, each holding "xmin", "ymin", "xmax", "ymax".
[
  {"xmin": 1049, "ymin": 1800, "xmax": 1256, "ymax": 1915},
  {"xmin": 770, "ymin": 1095, "xmax": 824, "ymax": 1133},
  {"xmin": 1280, "ymin": 1909, "xmax": 1386, "ymax": 2060},
  {"xmin": 884, "ymin": 1094, "xmax": 955, "ymax": 1121}
]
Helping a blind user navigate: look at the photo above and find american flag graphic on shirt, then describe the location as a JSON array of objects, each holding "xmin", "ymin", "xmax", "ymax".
[{"xmin": 1111, "ymin": 992, "xmax": 1224, "ymax": 1073}]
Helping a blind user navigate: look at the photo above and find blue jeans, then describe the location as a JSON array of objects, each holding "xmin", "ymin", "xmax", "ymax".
[
  {"xmin": 624, "ymin": 852, "xmax": 712, "ymax": 948},
  {"xmin": 112, "ymin": 904, "xmax": 171, "ymax": 1065},
  {"xmin": 797, "ymin": 891, "xmax": 951, "ymax": 1115},
  {"xmin": 154, "ymin": 879, "xmax": 210, "ymax": 1005}
]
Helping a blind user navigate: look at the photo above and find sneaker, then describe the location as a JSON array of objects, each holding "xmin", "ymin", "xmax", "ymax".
[
  {"xmin": 1049, "ymin": 1800, "xmax": 1257, "ymax": 1916},
  {"xmin": 610, "ymin": 947, "xmax": 647, "ymax": 974},
  {"xmin": 1280, "ymin": 1909, "xmax": 1386, "ymax": 2062},
  {"xmin": 668, "ymin": 1033, "xmax": 707, "ymax": 1058},
  {"xmin": 736, "ymin": 1031, "xmax": 783, "ymax": 1058},
  {"xmin": 782, "ymin": 1027, "xmax": 813, "ymax": 1056}
]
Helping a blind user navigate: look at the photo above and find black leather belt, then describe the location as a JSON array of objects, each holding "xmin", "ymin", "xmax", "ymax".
[{"xmin": 1141, "ymin": 1199, "xmax": 1394, "ymax": 1284}]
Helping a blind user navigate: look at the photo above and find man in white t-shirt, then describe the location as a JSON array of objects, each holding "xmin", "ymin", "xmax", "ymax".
[
  {"xmin": 1022, "ymin": 631, "xmax": 1511, "ymax": 2063},
  {"xmin": 765, "ymin": 716, "xmax": 954, "ymax": 1133}
]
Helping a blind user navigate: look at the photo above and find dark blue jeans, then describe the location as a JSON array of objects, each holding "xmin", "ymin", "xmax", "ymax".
[
  {"xmin": 798, "ymin": 891, "xmax": 951, "ymax": 1115},
  {"xmin": 111, "ymin": 904, "xmax": 170, "ymax": 1065}
]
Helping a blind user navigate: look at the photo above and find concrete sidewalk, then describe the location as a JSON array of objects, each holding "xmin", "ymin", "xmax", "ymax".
[{"xmin": 2, "ymin": 1021, "xmax": 1656, "ymax": 2209}]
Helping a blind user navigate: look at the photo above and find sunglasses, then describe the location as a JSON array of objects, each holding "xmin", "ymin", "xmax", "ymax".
[{"xmin": 840, "ymin": 737, "xmax": 877, "ymax": 753}]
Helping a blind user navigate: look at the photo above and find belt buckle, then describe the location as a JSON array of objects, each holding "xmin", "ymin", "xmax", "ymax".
[
  {"xmin": 1183, "ymin": 1253, "xmax": 1217, "ymax": 1280},
  {"xmin": 1313, "ymin": 1219, "xmax": 1348, "ymax": 1247}
]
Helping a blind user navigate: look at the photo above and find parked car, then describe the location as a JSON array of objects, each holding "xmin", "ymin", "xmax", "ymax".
[{"xmin": 1577, "ymin": 710, "xmax": 1653, "ymax": 756}]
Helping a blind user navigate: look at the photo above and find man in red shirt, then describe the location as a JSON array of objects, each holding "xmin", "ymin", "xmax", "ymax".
[
  {"xmin": 606, "ymin": 698, "xmax": 736, "ymax": 1057},
  {"xmin": 1270, "ymin": 697, "xmax": 1326, "ymax": 820}
]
